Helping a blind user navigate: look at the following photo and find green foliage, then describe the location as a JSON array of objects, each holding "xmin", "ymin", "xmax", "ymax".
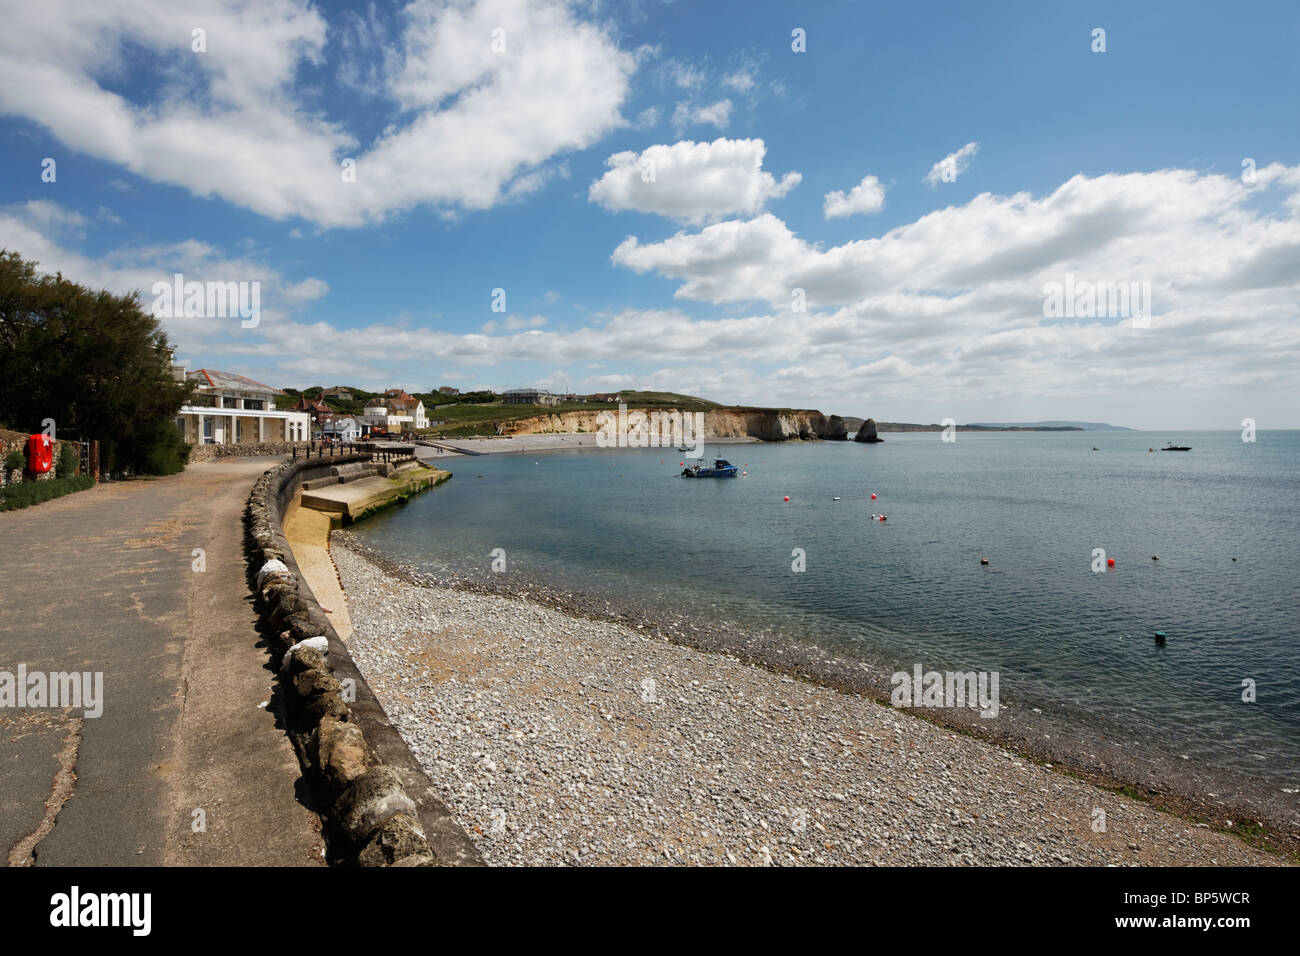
[
  {"xmin": 0, "ymin": 250, "xmax": 194, "ymax": 475},
  {"xmin": 56, "ymin": 442, "xmax": 79, "ymax": 477},
  {"xmin": 0, "ymin": 473, "xmax": 94, "ymax": 511},
  {"xmin": 428, "ymin": 389, "xmax": 499, "ymax": 406},
  {"xmin": 132, "ymin": 416, "xmax": 190, "ymax": 475},
  {"xmin": 4, "ymin": 449, "xmax": 23, "ymax": 472}
]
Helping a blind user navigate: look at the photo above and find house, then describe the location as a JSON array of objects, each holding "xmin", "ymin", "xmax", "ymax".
[
  {"xmin": 360, "ymin": 395, "xmax": 428, "ymax": 432},
  {"xmin": 320, "ymin": 386, "xmax": 353, "ymax": 402},
  {"xmin": 503, "ymin": 388, "xmax": 560, "ymax": 406},
  {"xmin": 174, "ymin": 367, "xmax": 311, "ymax": 445},
  {"xmin": 437, "ymin": 386, "xmax": 460, "ymax": 396},
  {"xmin": 292, "ymin": 395, "xmax": 332, "ymax": 423},
  {"xmin": 316, "ymin": 415, "xmax": 360, "ymax": 443}
]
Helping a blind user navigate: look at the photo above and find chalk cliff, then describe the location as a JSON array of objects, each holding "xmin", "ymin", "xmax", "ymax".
[{"xmin": 498, "ymin": 407, "xmax": 848, "ymax": 441}]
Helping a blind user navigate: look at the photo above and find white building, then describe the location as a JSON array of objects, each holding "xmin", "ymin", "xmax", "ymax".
[
  {"xmin": 174, "ymin": 367, "xmax": 311, "ymax": 445},
  {"xmin": 316, "ymin": 416, "xmax": 360, "ymax": 443},
  {"xmin": 360, "ymin": 396, "xmax": 427, "ymax": 433}
]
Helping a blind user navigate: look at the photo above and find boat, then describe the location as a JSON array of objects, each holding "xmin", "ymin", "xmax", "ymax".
[
  {"xmin": 681, "ymin": 457, "xmax": 739, "ymax": 478},
  {"xmin": 1161, "ymin": 441, "xmax": 1192, "ymax": 451}
]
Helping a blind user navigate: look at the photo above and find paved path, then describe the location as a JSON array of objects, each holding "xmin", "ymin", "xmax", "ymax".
[{"xmin": 0, "ymin": 459, "xmax": 324, "ymax": 865}]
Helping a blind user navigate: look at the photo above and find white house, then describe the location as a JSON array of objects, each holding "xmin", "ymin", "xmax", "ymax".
[
  {"xmin": 316, "ymin": 416, "xmax": 360, "ymax": 443},
  {"xmin": 360, "ymin": 395, "xmax": 427, "ymax": 432},
  {"xmin": 174, "ymin": 367, "xmax": 311, "ymax": 445}
]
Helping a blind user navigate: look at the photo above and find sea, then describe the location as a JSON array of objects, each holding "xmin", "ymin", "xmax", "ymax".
[{"xmin": 350, "ymin": 430, "xmax": 1300, "ymax": 798}]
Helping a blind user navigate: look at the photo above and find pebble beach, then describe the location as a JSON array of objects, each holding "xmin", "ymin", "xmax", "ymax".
[{"xmin": 328, "ymin": 536, "xmax": 1279, "ymax": 867}]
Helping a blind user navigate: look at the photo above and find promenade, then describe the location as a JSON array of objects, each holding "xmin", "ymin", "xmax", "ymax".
[{"xmin": 0, "ymin": 458, "xmax": 323, "ymax": 865}]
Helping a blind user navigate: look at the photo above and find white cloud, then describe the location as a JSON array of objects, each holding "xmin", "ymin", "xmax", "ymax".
[
  {"xmin": 667, "ymin": 59, "xmax": 706, "ymax": 89},
  {"xmin": 823, "ymin": 174, "xmax": 886, "ymax": 219},
  {"xmin": 0, "ymin": 0, "xmax": 636, "ymax": 228},
  {"xmin": 588, "ymin": 138, "xmax": 801, "ymax": 224},
  {"xmin": 722, "ymin": 68, "xmax": 756, "ymax": 93},
  {"xmin": 672, "ymin": 98, "xmax": 732, "ymax": 134},
  {"xmin": 481, "ymin": 314, "xmax": 547, "ymax": 333},
  {"xmin": 925, "ymin": 141, "xmax": 979, "ymax": 187}
]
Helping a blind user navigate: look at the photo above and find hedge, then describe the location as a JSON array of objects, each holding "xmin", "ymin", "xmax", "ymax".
[{"xmin": 0, "ymin": 474, "xmax": 94, "ymax": 511}]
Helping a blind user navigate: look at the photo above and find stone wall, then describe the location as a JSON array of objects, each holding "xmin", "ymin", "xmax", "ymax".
[
  {"xmin": 0, "ymin": 427, "xmax": 80, "ymax": 487},
  {"xmin": 246, "ymin": 455, "xmax": 482, "ymax": 867},
  {"xmin": 188, "ymin": 440, "xmax": 312, "ymax": 462}
]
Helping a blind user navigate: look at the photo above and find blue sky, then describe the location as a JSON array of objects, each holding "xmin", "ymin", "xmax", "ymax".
[{"xmin": 1, "ymin": 0, "xmax": 1298, "ymax": 427}]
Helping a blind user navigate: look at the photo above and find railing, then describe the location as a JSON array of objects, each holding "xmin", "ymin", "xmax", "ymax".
[
  {"xmin": 292, "ymin": 441, "xmax": 363, "ymax": 460},
  {"xmin": 291, "ymin": 441, "xmax": 417, "ymax": 465}
]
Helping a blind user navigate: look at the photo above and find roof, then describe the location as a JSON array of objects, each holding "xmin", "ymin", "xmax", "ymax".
[{"xmin": 188, "ymin": 369, "xmax": 283, "ymax": 394}]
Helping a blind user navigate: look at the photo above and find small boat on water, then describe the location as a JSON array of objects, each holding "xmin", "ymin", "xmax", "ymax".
[
  {"xmin": 681, "ymin": 458, "xmax": 739, "ymax": 478},
  {"xmin": 1161, "ymin": 441, "xmax": 1192, "ymax": 451}
]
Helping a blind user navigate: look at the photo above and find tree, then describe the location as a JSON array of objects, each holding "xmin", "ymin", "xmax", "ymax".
[{"xmin": 0, "ymin": 250, "xmax": 194, "ymax": 474}]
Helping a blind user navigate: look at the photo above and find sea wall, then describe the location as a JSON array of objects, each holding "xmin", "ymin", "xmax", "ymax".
[
  {"xmin": 499, "ymin": 407, "xmax": 848, "ymax": 441},
  {"xmin": 246, "ymin": 454, "xmax": 482, "ymax": 866}
]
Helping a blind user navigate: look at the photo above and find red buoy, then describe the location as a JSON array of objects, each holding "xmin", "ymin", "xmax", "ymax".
[
  {"xmin": 784, "ymin": 496, "xmax": 790, "ymax": 502},
  {"xmin": 870, "ymin": 493, "xmax": 877, "ymax": 500},
  {"xmin": 1107, "ymin": 558, "xmax": 1116, "ymax": 567}
]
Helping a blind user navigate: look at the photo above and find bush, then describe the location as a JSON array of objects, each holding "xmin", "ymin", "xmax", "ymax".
[
  {"xmin": 0, "ymin": 473, "xmax": 94, "ymax": 510},
  {"xmin": 56, "ymin": 443, "xmax": 79, "ymax": 477},
  {"xmin": 3, "ymin": 449, "xmax": 23, "ymax": 473}
]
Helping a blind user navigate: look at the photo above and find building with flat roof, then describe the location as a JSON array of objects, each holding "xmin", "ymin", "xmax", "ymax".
[
  {"xmin": 502, "ymin": 387, "xmax": 560, "ymax": 406},
  {"xmin": 174, "ymin": 367, "xmax": 311, "ymax": 445}
]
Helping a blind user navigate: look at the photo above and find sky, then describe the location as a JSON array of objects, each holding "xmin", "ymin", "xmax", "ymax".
[{"xmin": 0, "ymin": 0, "xmax": 1298, "ymax": 428}]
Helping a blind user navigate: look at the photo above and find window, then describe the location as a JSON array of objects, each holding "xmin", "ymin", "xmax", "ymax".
[
  {"xmin": 245, "ymin": 399, "xmax": 264, "ymax": 410},
  {"xmin": 202, "ymin": 416, "xmax": 213, "ymax": 444},
  {"xmin": 174, "ymin": 417, "xmax": 186, "ymax": 433},
  {"xmin": 222, "ymin": 396, "xmax": 239, "ymax": 409}
]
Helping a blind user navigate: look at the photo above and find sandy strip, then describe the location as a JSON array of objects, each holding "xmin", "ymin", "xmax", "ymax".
[
  {"xmin": 282, "ymin": 496, "xmax": 353, "ymax": 640},
  {"xmin": 330, "ymin": 538, "xmax": 1282, "ymax": 867}
]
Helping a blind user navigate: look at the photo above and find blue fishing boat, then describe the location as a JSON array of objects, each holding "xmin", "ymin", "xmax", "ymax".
[{"xmin": 681, "ymin": 457, "xmax": 738, "ymax": 478}]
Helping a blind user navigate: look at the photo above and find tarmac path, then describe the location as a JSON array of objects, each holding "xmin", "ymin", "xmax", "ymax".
[{"xmin": 0, "ymin": 458, "xmax": 324, "ymax": 865}]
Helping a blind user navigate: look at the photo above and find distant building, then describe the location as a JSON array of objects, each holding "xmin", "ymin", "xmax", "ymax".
[
  {"xmin": 503, "ymin": 388, "xmax": 560, "ymax": 407},
  {"xmin": 320, "ymin": 386, "xmax": 353, "ymax": 401},
  {"xmin": 360, "ymin": 395, "xmax": 428, "ymax": 432},
  {"xmin": 292, "ymin": 395, "xmax": 332, "ymax": 423},
  {"xmin": 175, "ymin": 367, "xmax": 311, "ymax": 445},
  {"xmin": 587, "ymin": 393, "xmax": 620, "ymax": 403},
  {"xmin": 436, "ymin": 386, "xmax": 460, "ymax": 396},
  {"xmin": 316, "ymin": 415, "xmax": 360, "ymax": 443}
]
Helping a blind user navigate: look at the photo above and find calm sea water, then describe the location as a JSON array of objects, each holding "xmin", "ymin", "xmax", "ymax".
[{"xmin": 353, "ymin": 431, "xmax": 1300, "ymax": 791}]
